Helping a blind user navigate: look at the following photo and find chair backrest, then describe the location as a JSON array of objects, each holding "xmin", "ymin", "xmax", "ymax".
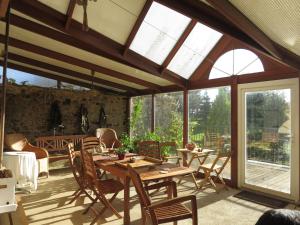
[
  {"xmin": 127, "ymin": 165, "xmax": 151, "ymax": 208},
  {"xmin": 96, "ymin": 128, "xmax": 120, "ymax": 148},
  {"xmin": 67, "ymin": 142, "xmax": 82, "ymax": 183},
  {"xmin": 82, "ymin": 136, "xmax": 99, "ymax": 152},
  {"xmin": 80, "ymin": 147, "xmax": 98, "ymax": 186},
  {"xmin": 159, "ymin": 141, "xmax": 177, "ymax": 156},
  {"xmin": 5, "ymin": 133, "xmax": 28, "ymax": 151},
  {"xmin": 210, "ymin": 150, "xmax": 231, "ymax": 171},
  {"xmin": 138, "ymin": 141, "xmax": 160, "ymax": 159}
]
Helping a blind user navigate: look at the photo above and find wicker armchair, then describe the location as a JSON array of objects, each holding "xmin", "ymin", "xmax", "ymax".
[
  {"xmin": 5, "ymin": 133, "xmax": 49, "ymax": 177},
  {"xmin": 95, "ymin": 128, "xmax": 121, "ymax": 149}
]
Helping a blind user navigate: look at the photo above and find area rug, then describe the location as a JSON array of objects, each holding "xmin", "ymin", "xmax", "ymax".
[{"xmin": 234, "ymin": 191, "xmax": 288, "ymax": 209}]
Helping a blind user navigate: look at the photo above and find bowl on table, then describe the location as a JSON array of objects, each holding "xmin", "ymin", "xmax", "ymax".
[{"xmin": 185, "ymin": 143, "xmax": 196, "ymax": 151}]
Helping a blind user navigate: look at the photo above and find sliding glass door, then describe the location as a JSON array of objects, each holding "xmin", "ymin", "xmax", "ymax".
[{"xmin": 238, "ymin": 79, "xmax": 299, "ymax": 200}]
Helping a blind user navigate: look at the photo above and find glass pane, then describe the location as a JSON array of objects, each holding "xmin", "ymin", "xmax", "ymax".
[
  {"xmin": 245, "ymin": 89, "xmax": 291, "ymax": 193},
  {"xmin": 60, "ymin": 82, "xmax": 90, "ymax": 91},
  {"xmin": 154, "ymin": 92, "xmax": 183, "ymax": 148},
  {"xmin": 168, "ymin": 23, "xmax": 222, "ymax": 78},
  {"xmin": 130, "ymin": 2, "xmax": 190, "ymax": 65},
  {"xmin": 130, "ymin": 95, "xmax": 152, "ymax": 138},
  {"xmin": 233, "ymin": 49, "xmax": 259, "ymax": 74},
  {"xmin": 188, "ymin": 87, "xmax": 231, "ymax": 179},
  {"xmin": 209, "ymin": 49, "xmax": 264, "ymax": 79},
  {"xmin": 237, "ymin": 58, "xmax": 264, "ymax": 75},
  {"xmin": 2, "ymin": 67, "xmax": 57, "ymax": 88}
]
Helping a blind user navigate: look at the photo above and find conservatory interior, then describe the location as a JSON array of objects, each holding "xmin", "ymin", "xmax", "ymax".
[{"xmin": 0, "ymin": 0, "xmax": 299, "ymax": 224}]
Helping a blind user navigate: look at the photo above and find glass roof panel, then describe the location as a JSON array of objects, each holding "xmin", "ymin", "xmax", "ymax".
[
  {"xmin": 129, "ymin": 2, "xmax": 191, "ymax": 65},
  {"xmin": 209, "ymin": 49, "xmax": 264, "ymax": 79},
  {"xmin": 167, "ymin": 23, "xmax": 222, "ymax": 79}
]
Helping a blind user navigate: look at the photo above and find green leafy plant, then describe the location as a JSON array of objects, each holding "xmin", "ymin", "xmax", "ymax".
[
  {"xmin": 115, "ymin": 146, "xmax": 127, "ymax": 154},
  {"xmin": 119, "ymin": 133, "xmax": 135, "ymax": 153}
]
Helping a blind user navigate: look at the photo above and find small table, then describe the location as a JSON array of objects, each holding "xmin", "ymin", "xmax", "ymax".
[
  {"xmin": 177, "ymin": 148, "xmax": 215, "ymax": 167},
  {"xmin": 95, "ymin": 157, "xmax": 193, "ymax": 225},
  {"xmin": 3, "ymin": 151, "xmax": 38, "ymax": 191}
]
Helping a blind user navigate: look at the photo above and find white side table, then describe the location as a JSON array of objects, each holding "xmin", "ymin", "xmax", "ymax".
[{"xmin": 3, "ymin": 151, "xmax": 38, "ymax": 191}]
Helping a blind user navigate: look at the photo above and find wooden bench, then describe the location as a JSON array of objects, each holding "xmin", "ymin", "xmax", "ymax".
[{"xmin": 35, "ymin": 135, "xmax": 87, "ymax": 162}]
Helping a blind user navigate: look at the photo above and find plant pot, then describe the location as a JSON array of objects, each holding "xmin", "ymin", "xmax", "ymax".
[{"xmin": 117, "ymin": 153, "xmax": 125, "ymax": 160}]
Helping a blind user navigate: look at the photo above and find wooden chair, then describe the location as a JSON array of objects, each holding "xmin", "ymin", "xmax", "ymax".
[
  {"xmin": 80, "ymin": 148, "xmax": 124, "ymax": 225},
  {"xmin": 67, "ymin": 143, "xmax": 95, "ymax": 204},
  {"xmin": 82, "ymin": 136, "xmax": 100, "ymax": 153},
  {"xmin": 159, "ymin": 141, "xmax": 181, "ymax": 165},
  {"xmin": 128, "ymin": 165, "xmax": 198, "ymax": 225},
  {"xmin": 196, "ymin": 150, "xmax": 231, "ymax": 192},
  {"xmin": 138, "ymin": 141, "xmax": 160, "ymax": 159}
]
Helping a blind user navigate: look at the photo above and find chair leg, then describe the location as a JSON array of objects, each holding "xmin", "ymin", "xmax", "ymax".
[
  {"xmin": 83, "ymin": 197, "xmax": 98, "ymax": 215},
  {"xmin": 141, "ymin": 206, "xmax": 146, "ymax": 225},
  {"xmin": 98, "ymin": 194, "xmax": 122, "ymax": 219},
  {"xmin": 72, "ymin": 188, "xmax": 81, "ymax": 196},
  {"xmin": 98, "ymin": 191, "xmax": 119, "ymax": 215},
  {"xmin": 69, "ymin": 189, "xmax": 84, "ymax": 204}
]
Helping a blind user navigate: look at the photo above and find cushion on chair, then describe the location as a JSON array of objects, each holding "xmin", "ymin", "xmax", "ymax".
[{"xmin": 5, "ymin": 133, "xmax": 28, "ymax": 151}]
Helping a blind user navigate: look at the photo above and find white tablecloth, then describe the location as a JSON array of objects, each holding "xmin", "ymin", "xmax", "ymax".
[{"xmin": 3, "ymin": 151, "xmax": 38, "ymax": 191}]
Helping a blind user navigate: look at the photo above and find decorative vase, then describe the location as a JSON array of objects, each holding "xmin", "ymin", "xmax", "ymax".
[
  {"xmin": 117, "ymin": 153, "xmax": 125, "ymax": 160},
  {"xmin": 185, "ymin": 143, "xmax": 196, "ymax": 151}
]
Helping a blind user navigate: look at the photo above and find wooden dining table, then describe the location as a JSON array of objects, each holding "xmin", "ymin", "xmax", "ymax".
[{"xmin": 93, "ymin": 155, "xmax": 194, "ymax": 225}]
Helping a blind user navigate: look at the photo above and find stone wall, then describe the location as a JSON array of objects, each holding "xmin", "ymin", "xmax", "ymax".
[{"xmin": 4, "ymin": 84, "xmax": 129, "ymax": 142}]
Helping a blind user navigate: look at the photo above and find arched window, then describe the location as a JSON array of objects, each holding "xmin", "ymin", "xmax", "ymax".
[{"xmin": 209, "ymin": 49, "xmax": 264, "ymax": 79}]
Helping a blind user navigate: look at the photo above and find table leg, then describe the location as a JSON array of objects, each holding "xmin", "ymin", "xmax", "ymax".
[
  {"xmin": 181, "ymin": 152, "xmax": 188, "ymax": 167},
  {"xmin": 8, "ymin": 212, "xmax": 13, "ymax": 225},
  {"xmin": 123, "ymin": 176, "xmax": 131, "ymax": 225}
]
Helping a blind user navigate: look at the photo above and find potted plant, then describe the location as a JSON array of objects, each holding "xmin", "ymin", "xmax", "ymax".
[
  {"xmin": 119, "ymin": 134, "xmax": 135, "ymax": 153},
  {"xmin": 115, "ymin": 147, "xmax": 127, "ymax": 160}
]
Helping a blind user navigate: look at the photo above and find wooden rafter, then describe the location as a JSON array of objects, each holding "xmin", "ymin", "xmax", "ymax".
[
  {"xmin": 160, "ymin": 19, "xmax": 197, "ymax": 73},
  {"xmin": 0, "ymin": 34, "xmax": 162, "ymax": 91},
  {"xmin": 65, "ymin": 0, "xmax": 76, "ymax": 30},
  {"xmin": 206, "ymin": 0, "xmax": 281, "ymax": 59},
  {"xmin": 0, "ymin": 0, "xmax": 10, "ymax": 18},
  {"xmin": 189, "ymin": 35, "xmax": 233, "ymax": 81},
  {"xmin": 2, "ymin": 60, "xmax": 126, "ymax": 95},
  {"xmin": 8, "ymin": 52, "xmax": 140, "ymax": 94},
  {"xmin": 12, "ymin": 0, "xmax": 186, "ymax": 88},
  {"xmin": 123, "ymin": 0, "xmax": 153, "ymax": 56}
]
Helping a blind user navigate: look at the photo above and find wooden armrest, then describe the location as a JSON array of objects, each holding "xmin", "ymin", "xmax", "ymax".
[
  {"xmin": 25, "ymin": 143, "xmax": 49, "ymax": 159},
  {"xmin": 145, "ymin": 180, "xmax": 177, "ymax": 197},
  {"xmin": 148, "ymin": 195, "xmax": 197, "ymax": 210}
]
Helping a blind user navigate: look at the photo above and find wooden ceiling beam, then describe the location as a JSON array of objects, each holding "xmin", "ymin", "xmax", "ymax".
[
  {"xmin": 161, "ymin": 19, "xmax": 197, "ymax": 73},
  {"xmin": 65, "ymin": 0, "xmax": 76, "ymax": 30},
  {"xmin": 0, "ymin": 34, "xmax": 162, "ymax": 91},
  {"xmin": 2, "ymin": 60, "xmax": 126, "ymax": 95},
  {"xmin": 189, "ymin": 35, "xmax": 233, "ymax": 81},
  {"xmin": 8, "ymin": 52, "xmax": 139, "ymax": 94},
  {"xmin": 0, "ymin": 0, "xmax": 10, "ymax": 18},
  {"xmin": 123, "ymin": 0, "xmax": 153, "ymax": 56},
  {"xmin": 12, "ymin": 0, "xmax": 186, "ymax": 87},
  {"xmin": 206, "ymin": 0, "xmax": 281, "ymax": 60}
]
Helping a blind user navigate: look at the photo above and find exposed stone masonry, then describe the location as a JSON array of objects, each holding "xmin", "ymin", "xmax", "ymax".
[{"xmin": 4, "ymin": 84, "xmax": 128, "ymax": 142}]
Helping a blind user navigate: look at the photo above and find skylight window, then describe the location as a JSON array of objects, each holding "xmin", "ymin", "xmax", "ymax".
[
  {"xmin": 167, "ymin": 23, "xmax": 222, "ymax": 79},
  {"xmin": 209, "ymin": 49, "xmax": 264, "ymax": 79},
  {"xmin": 129, "ymin": 2, "xmax": 191, "ymax": 65}
]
